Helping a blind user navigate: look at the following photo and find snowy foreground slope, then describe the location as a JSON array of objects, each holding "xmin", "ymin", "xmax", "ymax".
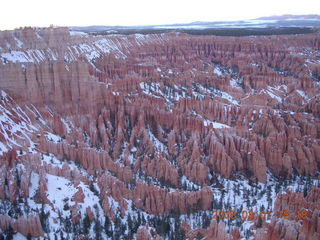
[{"xmin": 0, "ymin": 27, "xmax": 319, "ymax": 239}]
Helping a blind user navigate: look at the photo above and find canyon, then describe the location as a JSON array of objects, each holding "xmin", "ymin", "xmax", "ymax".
[{"xmin": 0, "ymin": 27, "xmax": 319, "ymax": 239}]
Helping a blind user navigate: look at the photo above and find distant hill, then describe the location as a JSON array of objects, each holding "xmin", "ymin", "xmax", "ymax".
[
  {"xmin": 256, "ymin": 14, "xmax": 320, "ymax": 20},
  {"xmin": 71, "ymin": 15, "xmax": 320, "ymax": 36}
]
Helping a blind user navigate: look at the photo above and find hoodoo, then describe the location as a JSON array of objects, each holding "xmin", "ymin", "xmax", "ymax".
[{"xmin": 0, "ymin": 26, "xmax": 319, "ymax": 239}]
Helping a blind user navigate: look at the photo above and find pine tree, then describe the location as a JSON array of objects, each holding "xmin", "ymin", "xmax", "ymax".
[
  {"xmin": 202, "ymin": 211, "xmax": 211, "ymax": 229},
  {"xmin": 104, "ymin": 216, "xmax": 112, "ymax": 237},
  {"xmin": 113, "ymin": 215, "xmax": 123, "ymax": 239},
  {"xmin": 195, "ymin": 232, "xmax": 203, "ymax": 240},
  {"xmin": 82, "ymin": 213, "xmax": 91, "ymax": 235},
  {"xmin": 303, "ymin": 185, "xmax": 308, "ymax": 197},
  {"xmin": 94, "ymin": 219, "xmax": 102, "ymax": 240},
  {"xmin": 155, "ymin": 216, "xmax": 170, "ymax": 237},
  {"xmin": 5, "ymin": 226, "xmax": 14, "ymax": 240},
  {"xmin": 127, "ymin": 214, "xmax": 133, "ymax": 234},
  {"xmin": 172, "ymin": 214, "xmax": 185, "ymax": 240},
  {"xmin": 141, "ymin": 213, "xmax": 146, "ymax": 225},
  {"xmin": 257, "ymin": 215, "xmax": 263, "ymax": 228},
  {"xmin": 39, "ymin": 205, "xmax": 49, "ymax": 233}
]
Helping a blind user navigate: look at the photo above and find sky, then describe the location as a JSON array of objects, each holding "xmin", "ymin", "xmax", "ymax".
[{"xmin": 0, "ymin": 0, "xmax": 319, "ymax": 30}]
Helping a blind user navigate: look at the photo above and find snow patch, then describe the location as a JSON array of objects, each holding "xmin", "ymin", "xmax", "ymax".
[
  {"xmin": 296, "ymin": 90, "xmax": 308, "ymax": 99},
  {"xmin": 230, "ymin": 78, "xmax": 242, "ymax": 88},
  {"xmin": 214, "ymin": 67, "xmax": 223, "ymax": 76},
  {"xmin": 29, "ymin": 172, "xmax": 40, "ymax": 197},
  {"xmin": 1, "ymin": 51, "xmax": 34, "ymax": 63},
  {"xmin": 204, "ymin": 119, "xmax": 230, "ymax": 129},
  {"xmin": 45, "ymin": 132, "xmax": 62, "ymax": 143},
  {"xmin": 14, "ymin": 37, "xmax": 24, "ymax": 48},
  {"xmin": 0, "ymin": 94, "xmax": 38, "ymax": 155},
  {"xmin": 70, "ymin": 31, "xmax": 88, "ymax": 36},
  {"xmin": 46, "ymin": 174, "xmax": 77, "ymax": 215},
  {"xmin": 193, "ymin": 111, "xmax": 230, "ymax": 129},
  {"xmin": 148, "ymin": 129, "xmax": 167, "ymax": 153}
]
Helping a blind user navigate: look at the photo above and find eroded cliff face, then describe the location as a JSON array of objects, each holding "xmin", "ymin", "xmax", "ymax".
[{"xmin": 0, "ymin": 27, "xmax": 319, "ymax": 239}]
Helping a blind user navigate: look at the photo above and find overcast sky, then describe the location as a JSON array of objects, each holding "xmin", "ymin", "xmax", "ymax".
[{"xmin": 1, "ymin": 0, "xmax": 319, "ymax": 30}]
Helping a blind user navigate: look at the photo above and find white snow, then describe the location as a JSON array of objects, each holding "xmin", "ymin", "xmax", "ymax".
[
  {"xmin": 128, "ymin": 154, "xmax": 135, "ymax": 164},
  {"xmin": 0, "ymin": 93, "xmax": 39, "ymax": 155},
  {"xmin": 192, "ymin": 83, "xmax": 239, "ymax": 105},
  {"xmin": 36, "ymin": 32, "xmax": 42, "ymax": 39},
  {"xmin": 296, "ymin": 90, "xmax": 308, "ymax": 99},
  {"xmin": 148, "ymin": 130, "xmax": 167, "ymax": 153},
  {"xmin": 77, "ymin": 43, "xmax": 101, "ymax": 61},
  {"xmin": 230, "ymin": 78, "xmax": 242, "ymax": 88},
  {"xmin": 153, "ymin": 25, "xmax": 209, "ymax": 30},
  {"xmin": 13, "ymin": 233, "xmax": 27, "ymax": 240},
  {"xmin": 180, "ymin": 176, "xmax": 201, "ymax": 191},
  {"xmin": 0, "ymin": 142, "xmax": 8, "ymax": 155},
  {"xmin": 42, "ymin": 153, "xmax": 88, "ymax": 176},
  {"xmin": 214, "ymin": 67, "xmax": 223, "ymax": 76},
  {"xmin": 70, "ymin": 31, "xmax": 88, "ymax": 36},
  {"xmin": 61, "ymin": 118, "xmax": 72, "ymax": 134},
  {"xmin": 134, "ymin": 34, "xmax": 147, "ymax": 41},
  {"xmin": 0, "ymin": 48, "xmax": 56, "ymax": 64},
  {"xmin": 203, "ymin": 119, "xmax": 230, "ymax": 128},
  {"xmin": 139, "ymin": 82, "xmax": 162, "ymax": 98},
  {"xmin": 45, "ymin": 132, "xmax": 62, "ymax": 143},
  {"xmin": 93, "ymin": 38, "xmax": 126, "ymax": 58},
  {"xmin": 46, "ymin": 174, "xmax": 77, "ymax": 214},
  {"xmin": 266, "ymin": 90, "xmax": 282, "ymax": 102},
  {"xmin": 260, "ymin": 87, "xmax": 283, "ymax": 103},
  {"xmin": 64, "ymin": 38, "xmax": 126, "ymax": 62},
  {"xmin": 249, "ymin": 62, "xmax": 260, "ymax": 67},
  {"xmin": 270, "ymin": 85, "xmax": 288, "ymax": 92},
  {"xmin": 1, "ymin": 90, "xmax": 8, "ymax": 98},
  {"xmin": 220, "ymin": 91, "xmax": 239, "ymax": 105},
  {"xmin": 14, "ymin": 37, "xmax": 24, "ymax": 48},
  {"xmin": 29, "ymin": 172, "xmax": 40, "ymax": 198},
  {"xmin": 108, "ymin": 196, "xmax": 120, "ymax": 211},
  {"xmin": 193, "ymin": 111, "xmax": 230, "ymax": 129},
  {"xmin": 1, "ymin": 51, "xmax": 34, "ymax": 63},
  {"xmin": 210, "ymin": 172, "xmax": 320, "ymax": 237}
]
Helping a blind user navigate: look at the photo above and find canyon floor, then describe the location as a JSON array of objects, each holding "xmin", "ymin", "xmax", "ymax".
[{"xmin": 0, "ymin": 27, "xmax": 319, "ymax": 239}]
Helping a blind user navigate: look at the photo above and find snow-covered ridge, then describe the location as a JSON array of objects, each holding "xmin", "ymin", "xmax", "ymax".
[
  {"xmin": 0, "ymin": 90, "xmax": 38, "ymax": 155},
  {"xmin": 192, "ymin": 111, "xmax": 231, "ymax": 129},
  {"xmin": 69, "ymin": 31, "xmax": 88, "ymax": 36},
  {"xmin": 0, "ymin": 29, "xmax": 169, "ymax": 65},
  {"xmin": 0, "ymin": 49, "xmax": 55, "ymax": 64},
  {"xmin": 139, "ymin": 81, "xmax": 239, "ymax": 106},
  {"xmin": 0, "ymin": 90, "xmax": 68, "ymax": 156}
]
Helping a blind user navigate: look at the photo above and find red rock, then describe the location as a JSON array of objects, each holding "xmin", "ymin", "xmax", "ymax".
[
  {"xmin": 136, "ymin": 226, "xmax": 163, "ymax": 240},
  {"xmin": 86, "ymin": 207, "xmax": 95, "ymax": 221},
  {"xmin": 73, "ymin": 187, "xmax": 85, "ymax": 203},
  {"xmin": 0, "ymin": 27, "xmax": 319, "ymax": 239},
  {"xmin": 256, "ymin": 187, "xmax": 320, "ymax": 240},
  {"xmin": 0, "ymin": 214, "xmax": 44, "ymax": 237}
]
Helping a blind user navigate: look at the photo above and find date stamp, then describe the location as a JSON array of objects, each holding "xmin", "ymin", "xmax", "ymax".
[{"xmin": 212, "ymin": 210, "xmax": 310, "ymax": 221}]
